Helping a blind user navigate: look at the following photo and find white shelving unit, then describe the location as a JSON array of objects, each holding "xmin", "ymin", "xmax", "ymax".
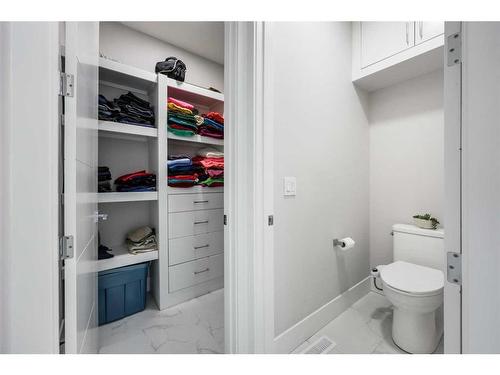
[
  {"xmin": 97, "ymin": 245, "xmax": 159, "ymax": 272},
  {"xmin": 99, "ymin": 120, "xmax": 158, "ymax": 139},
  {"xmin": 98, "ymin": 191, "xmax": 158, "ymax": 203},
  {"xmin": 97, "ymin": 58, "xmax": 160, "ymax": 280},
  {"xmin": 167, "ymin": 132, "xmax": 224, "ymax": 146},
  {"xmin": 99, "ymin": 57, "xmax": 156, "ymax": 92},
  {"xmin": 97, "ymin": 58, "xmax": 225, "ymax": 310}
]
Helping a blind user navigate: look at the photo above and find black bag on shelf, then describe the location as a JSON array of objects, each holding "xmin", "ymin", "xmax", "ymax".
[{"xmin": 155, "ymin": 56, "xmax": 186, "ymax": 82}]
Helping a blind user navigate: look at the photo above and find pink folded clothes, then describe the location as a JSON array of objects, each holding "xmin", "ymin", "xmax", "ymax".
[
  {"xmin": 207, "ymin": 169, "xmax": 224, "ymax": 177},
  {"xmin": 168, "ymin": 97, "xmax": 194, "ymax": 110}
]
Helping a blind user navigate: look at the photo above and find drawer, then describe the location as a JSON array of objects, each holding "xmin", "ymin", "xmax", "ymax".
[
  {"xmin": 168, "ymin": 209, "xmax": 224, "ymax": 239},
  {"xmin": 168, "ymin": 192, "xmax": 223, "ymax": 213},
  {"xmin": 169, "ymin": 231, "xmax": 224, "ymax": 266},
  {"xmin": 168, "ymin": 253, "xmax": 224, "ymax": 292}
]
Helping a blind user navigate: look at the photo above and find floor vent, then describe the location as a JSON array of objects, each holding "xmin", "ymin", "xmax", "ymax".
[{"xmin": 302, "ymin": 336, "xmax": 336, "ymax": 354}]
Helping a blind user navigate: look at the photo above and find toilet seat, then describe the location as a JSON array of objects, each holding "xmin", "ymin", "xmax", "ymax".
[{"xmin": 380, "ymin": 261, "xmax": 444, "ymax": 296}]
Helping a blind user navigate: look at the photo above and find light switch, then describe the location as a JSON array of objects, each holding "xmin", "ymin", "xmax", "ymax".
[{"xmin": 283, "ymin": 176, "xmax": 297, "ymax": 196}]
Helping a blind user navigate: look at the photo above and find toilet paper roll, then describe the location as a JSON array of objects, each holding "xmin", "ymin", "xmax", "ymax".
[{"xmin": 339, "ymin": 237, "xmax": 355, "ymax": 251}]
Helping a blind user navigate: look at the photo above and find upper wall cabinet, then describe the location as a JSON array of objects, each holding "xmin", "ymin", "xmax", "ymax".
[
  {"xmin": 361, "ymin": 22, "xmax": 414, "ymax": 68},
  {"xmin": 352, "ymin": 21, "xmax": 444, "ymax": 92}
]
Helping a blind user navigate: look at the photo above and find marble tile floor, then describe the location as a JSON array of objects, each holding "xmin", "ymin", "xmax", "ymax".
[
  {"xmin": 291, "ymin": 291, "xmax": 444, "ymax": 354},
  {"xmin": 98, "ymin": 288, "xmax": 224, "ymax": 354}
]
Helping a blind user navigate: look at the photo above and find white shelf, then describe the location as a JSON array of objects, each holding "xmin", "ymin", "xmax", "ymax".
[
  {"xmin": 99, "ymin": 121, "xmax": 158, "ymax": 140},
  {"xmin": 167, "ymin": 186, "xmax": 224, "ymax": 194},
  {"xmin": 167, "ymin": 132, "xmax": 224, "ymax": 146},
  {"xmin": 98, "ymin": 191, "xmax": 158, "ymax": 203},
  {"xmin": 166, "ymin": 78, "xmax": 224, "ymax": 107},
  {"xmin": 99, "ymin": 57, "xmax": 157, "ymax": 92},
  {"xmin": 97, "ymin": 244, "xmax": 158, "ymax": 272}
]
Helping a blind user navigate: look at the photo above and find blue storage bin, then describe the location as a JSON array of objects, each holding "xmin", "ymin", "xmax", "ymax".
[{"xmin": 98, "ymin": 262, "xmax": 149, "ymax": 326}]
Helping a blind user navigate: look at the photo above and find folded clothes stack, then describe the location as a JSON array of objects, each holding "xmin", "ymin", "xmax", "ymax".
[
  {"xmin": 114, "ymin": 170, "xmax": 156, "ymax": 192},
  {"xmin": 167, "ymin": 97, "xmax": 200, "ymax": 137},
  {"xmin": 98, "ymin": 166, "xmax": 112, "ymax": 192},
  {"xmin": 98, "ymin": 95, "xmax": 120, "ymax": 122},
  {"xmin": 98, "ymin": 92, "xmax": 155, "ymax": 128},
  {"xmin": 126, "ymin": 226, "xmax": 157, "ymax": 254},
  {"xmin": 193, "ymin": 148, "xmax": 224, "ymax": 187},
  {"xmin": 198, "ymin": 111, "xmax": 224, "ymax": 139},
  {"xmin": 167, "ymin": 155, "xmax": 203, "ymax": 187}
]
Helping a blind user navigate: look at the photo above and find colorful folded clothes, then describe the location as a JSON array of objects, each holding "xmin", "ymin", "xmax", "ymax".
[
  {"xmin": 114, "ymin": 170, "xmax": 156, "ymax": 192},
  {"xmin": 168, "ymin": 97, "xmax": 194, "ymax": 110},
  {"xmin": 126, "ymin": 226, "xmax": 157, "ymax": 254},
  {"xmin": 167, "ymin": 156, "xmax": 201, "ymax": 188},
  {"xmin": 198, "ymin": 112, "xmax": 224, "ymax": 139},
  {"xmin": 192, "ymin": 149, "xmax": 224, "ymax": 187}
]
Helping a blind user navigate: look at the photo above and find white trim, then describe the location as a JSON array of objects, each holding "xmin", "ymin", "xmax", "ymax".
[
  {"xmin": 273, "ymin": 277, "xmax": 371, "ymax": 354},
  {"xmin": 443, "ymin": 21, "xmax": 462, "ymax": 354},
  {"xmin": 223, "ymin": 21, "xmax": 274, "ymax": 353}
]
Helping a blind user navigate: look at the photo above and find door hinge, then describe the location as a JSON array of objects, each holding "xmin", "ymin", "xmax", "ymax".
[
  {"xmin": 268, "ymin": 215, "xmax": 274, "ymax": 226},
  {"xmin": 59, "ymin": 72, "xmax": 74, "ymax": 97},
  {"xmin": 60, "ymin": 235, "xmax": 74, "ymax": 259},
  {"xmin": 446, "ymin": 252, "xmax": 462, "ymax": 285},
  {"xmin": 223, "ymin": 215, "xmax": 227, "ymax": 225},
  {"xmin": 446, "ymin": 32, "xmax": 462, "ymax": 67}
]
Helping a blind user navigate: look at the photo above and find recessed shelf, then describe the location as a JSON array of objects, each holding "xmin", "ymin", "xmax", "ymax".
[
  {"xmin": 98, "ymin": 191, "xmax": 158, "ymax": 203},
  {"xmin": 99, "ymin": 57, "xmax": 157, "ymax": 92},
  {"xmin": 97, "ymin": 244, "xmax": 158, "ymax": 272},
  {"xmin": 166, "ymin": 77, "xmax": 224, "ymax": 107},
  {"xmin": 167, "ymin": 186, "xmax": 224, "ymax": 194},
  {"xmin": 167, "ymin": 132, "xmax": 224, "ymax": 146},
  {"xmin": 98, "ymin": 121, "xmax": 158, "ymax": 140}
]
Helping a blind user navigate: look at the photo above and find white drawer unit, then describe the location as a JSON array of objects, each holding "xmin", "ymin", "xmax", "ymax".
[
  {"xmin": 168, "ymin": 192, "xmax": 223, "ymax": 213},
  {"xmin": 169, "ymin": 231, "xmax": 224, "ymax": 266},
  {"xmin": 168, "ymin": 209, "xmax": 224, "ymax": 239},
  {"xmin": 168, "ymin": 253, "xmax": 224, "ymax": 293}
]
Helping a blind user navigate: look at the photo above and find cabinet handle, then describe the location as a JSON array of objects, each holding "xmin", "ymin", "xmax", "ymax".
[
  {"xmin": 406, "ymin": 22, "xmax": 409, "ymax": 45},
  {"xmin": 194, "ymin": 200, "xmax": 209, "ymax": 204},
  {"xmin": 194, "ymin": 268, "xmax": 210, "ymax": 275},
  {"xmin": 419, "ymin": 21, "xmax": 423, "ymax": 39},
  {"xmin": 194, "ymin": 220, "xmax": 209, "ymax": 225},
  {"xmin": 194, "ymin": 244, "xmax": 210, "ymax": 249}
]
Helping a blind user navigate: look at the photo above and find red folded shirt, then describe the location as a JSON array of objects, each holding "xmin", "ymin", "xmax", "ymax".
[
  {"xmin": 204, "ymin": 112, "xmax": 224, "ymax": 125},
  {"xmin": 192, "ymin": 156, "xmax": 224, "ymax": 170},
  {"xmin": 115, "ymin": 170, "xmax": 155, "ymax": 183},
  {"xmin": 168, "ymin": 174, "xmax": 198, "ymax": 181}
]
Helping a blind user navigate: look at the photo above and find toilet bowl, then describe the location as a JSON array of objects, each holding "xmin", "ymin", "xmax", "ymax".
[{"xmin": 379, "ymin": 260, "xmax": 444, "ymax": 354}]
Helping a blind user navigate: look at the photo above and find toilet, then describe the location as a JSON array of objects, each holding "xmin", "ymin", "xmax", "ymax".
[{"xmin": 376, "ymin": 224, "xmax": 445, "ymax": 354}]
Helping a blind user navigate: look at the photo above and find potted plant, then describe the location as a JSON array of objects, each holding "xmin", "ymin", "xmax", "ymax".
[{"xmin": 412, "ymin": 213, "xmax": 440, "ymax": 229}]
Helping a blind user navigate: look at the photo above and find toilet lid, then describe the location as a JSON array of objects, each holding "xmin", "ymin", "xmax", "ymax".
[{"xmin": 380, "ymin": 261, "xmax": 444, "ymax": 295}]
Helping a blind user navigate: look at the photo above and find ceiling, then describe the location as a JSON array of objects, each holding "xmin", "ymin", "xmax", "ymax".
[{"xmin": 122, "ymin": 22, "xmax": 224, "ymax": 65}]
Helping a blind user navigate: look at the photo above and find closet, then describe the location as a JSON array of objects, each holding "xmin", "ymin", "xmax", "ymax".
[{"xmin": 97, "ymin": 46, "xmax": 224, "ymax": 313}]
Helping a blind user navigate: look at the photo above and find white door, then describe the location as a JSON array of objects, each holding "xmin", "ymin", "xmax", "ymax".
[
  {"xmin": 63, "ymin": 21, "xmax": 99, "ymax": 354},
  {"xmin": 415, "ymin": 22, "xmax": 444, "ymax": 44},
  {"xmin": 360, "ymin": 22, "xmax": 414, "ymax": 68}
]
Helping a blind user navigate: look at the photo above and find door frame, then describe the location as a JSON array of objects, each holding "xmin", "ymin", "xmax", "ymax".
[{"xmin": 224, "ymin": 21, "xmax": 275, "ymax": 353}]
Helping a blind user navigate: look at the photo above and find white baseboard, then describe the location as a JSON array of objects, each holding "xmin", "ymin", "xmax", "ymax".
[{"xmin": 273, "ymin": 276, "xmax": 371, "ymax": 354}]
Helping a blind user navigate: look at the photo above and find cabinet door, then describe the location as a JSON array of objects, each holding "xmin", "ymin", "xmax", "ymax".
[
  {"xmin": 361, "ymin": 22, "xmax": 414, "ymax": 68},
  {"xmin": 415, "ymin": 22, "xmax": 444, "ymax": 44}
]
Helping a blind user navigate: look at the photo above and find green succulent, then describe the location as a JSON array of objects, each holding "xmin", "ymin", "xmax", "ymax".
[{"xmin": 413, "ymin": 213, "xmax": 440, "ymax": 229}]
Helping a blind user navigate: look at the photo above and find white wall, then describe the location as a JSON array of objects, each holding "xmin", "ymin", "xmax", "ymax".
[
  {"xmin": 368, "ymin": 70, "xmax": 444, "ymax": 268},
  {"xmin": 272, "ymin": 22, "xmax": 370, "ymax": 336},
  {"xmin": 99, "ymin": 22, "xmax": 224, "ymax": 92}
]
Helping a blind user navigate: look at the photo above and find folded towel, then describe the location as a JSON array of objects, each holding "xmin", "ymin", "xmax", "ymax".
[{"xmin": 197, "ymin": 147, "xmax": 224, "ymax": 158}]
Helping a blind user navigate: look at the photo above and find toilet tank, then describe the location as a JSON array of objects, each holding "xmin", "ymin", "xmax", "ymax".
[{"xmin": 392, "ymin": 224, "xmax": 445, "ymax": 271}]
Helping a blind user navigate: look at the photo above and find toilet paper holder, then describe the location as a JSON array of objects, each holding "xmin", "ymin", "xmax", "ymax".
[{"xmin": 333, "ymin": 238, "xmax": 346, "ymax": 248}]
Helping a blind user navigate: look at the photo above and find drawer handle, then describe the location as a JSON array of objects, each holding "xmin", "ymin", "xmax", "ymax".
[
  {"xmin": 194, "ymin": 244, "xmax": 210, "ymax": 249},
  {"xmin": 194, "ymin": 220, "xmax": 209, "ymax": 225},
  {"xmin": 194, "ymin": 200, "xmax": 209, "ymax": 204},
  {"xmin": 194, "ymin": 268, "xmax": 210, "ymax": 275}
]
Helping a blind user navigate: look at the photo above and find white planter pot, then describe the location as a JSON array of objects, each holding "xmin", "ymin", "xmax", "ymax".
[{"xmin": 413, "ymin": 218, "xmax": 434, "ymax": 229}]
